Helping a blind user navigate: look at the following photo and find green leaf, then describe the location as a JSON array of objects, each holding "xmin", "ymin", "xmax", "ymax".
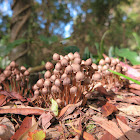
[
  {"xmin": 83, "ymin": 47, "xmax": 90, "ymax": 60},
  {"xmin": 32, "ymin": 130, "xmax": 45, "ymax": 140},
  {"xmin": 132, "ymin": 32, "xmax": 140, "ymax": 50},
  {"xmin": 39, "ymin": 35, "xmax": 58, "ymax": 45},
  {"xmin": 109, "ymin": 69, "xmax": 140, "ymax": 85},
  {"xmin": 64, "ymin": 46, "xmax": 79, "ymax": 53},
  {"xmin": 0, "ymin": 39, "xmax": 27, "ymax": 56},
  {"xmin": 50, "ymin": 98, "xmax": 58, "ymax": 116},
  {"xmin": 115, "ymin": 48, "xmax": 140, "ymax": 65}
]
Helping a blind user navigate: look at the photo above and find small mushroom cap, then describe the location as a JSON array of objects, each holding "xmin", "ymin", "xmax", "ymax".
[
  {"xmin": 92, "ymin": 73, "xmax": 101, "ymax": 81},
  {"xmin": 63, "ymin": 77, "xmax": 71, "ymax": 85},
  {"xmin": 116, "ymin": 64, "xmax": 122, "ymax": 72},
  {"xmin": 98, "ymin": 65, "xmax": 102, "ymax": 71},
  {"xmin": 115, "ymin": 58, "xmax": 120, "ymax": 63},
  {"xmin": 61, "ymin": 58, "xmax": 68, "ymax": 67},
  {"xmin": 74, "ymin": 52, "xmax": 80, "ymax": 58},
  {"xmin": 105, "ymin": 57, "xmax": 111, "ymax": 64},
  {"xmin": 4, "ymin": 70, "xmax": 11, "ymax": 77},
  {"xmin": 53, "ymin": 53, "xmax": 60, "ymax": 61},
  {"xmin": 68, "ymin": 53, "xmax": 74, "ymax": 60},
  {"xmin": 73, "ymin": 58, "xmax": 81, "ymax": 64},
  {"xmin": 102, "ymin": 65, "xmax": 109, "ymax": 71},
  {"xmin": 75, "ymin": 71, "xmax": 84, "ymax": 81},
  {"xmin": 42, "ymin": 87, "xmax": 48, "ymax": 94},
  {"xmin": 44, "ymin": 71, "xmax": 51, "ymax": 79},
  {"xmin": 111, "ymin": 59, "xmax": 117, "ymax": 66},
  {"xmin": 81, "ymin": 60, "xmax": 85, "ymax": 65},
  {"xmin": 64, "ymin": 55, "xmax": 70, "ymax": 61},
  {"xmin": 33, "ymin": 84, "xmax": 39, "ymax": 91},
  {"xmin": 36, "ymin": 78, "xmax": 44, "ymax": 88},
  {"xmin": 53, "ymin": 69, "xmax": 60, "ymax": 75},
  {"xmin": 122, "ymin": 66, "xmax": 128, "ymax": 72},
  {"xmin": 50, "ymin": 75, "xmax": 56, "ymax": 82},
  {"xmin": 20, "ymin": 66, "xmax": 26, "ymax": 73},
  {"xmin": 44, "ymin": 79, "xmax": 51, "ymax": 87},
  {"xmin": 60, "ymin": 55, "xmax": 64, "ymax": 60},
  {"xmin": 34, "ymin": 90, "xmax": 39, "ymax": 96},
  {"xmin": 61, "ymin": 73, "xmax": 67, "ymax": 80},
  {"xmin": 70, "ymin": 86, "xmax": 77, "ymax": 93},
  {"xmin": 0, "ymin": 74, "xmax": 6, "ymax": 83},
  {"xmin": 45, "ymin": 62, "xmax": 54, "ymax": 70},
  {"xmin": 92, "ymin": 63, "xmax": 98, "ymax": 70},
  {"xmin": 56, "ymin": 99, "xmax": 62, "ymax": 104},
  {"xmin": 85, "ymin": 58, "xmax": 92, "ymax": 66},
  {"xmin": 24, "ymin": 70, "xmax": 29, "ymax": 76},
  {"xmin": 71, "ymin": 64, "xmax": 80, "ymax": 73},
  {"xmin": 10, "ymin": 61, "xmax": 16, "ymax": 68},
  {"xmin": 65, "ymin": 65, "xmax": 73, "ymax": 74},
  {"xmin": 55, "ymin": 62, "xmax": 62, "ymax": 71},
  {"xmin": 51, "ymin": 85, "xmax": 60, "ymax": 93},
  {"xmin": 54, "ymin": 79, "xmax": 61, "ymax": 87},
  {"xmin": 5, "ymin": 65, "xmax": 11, "ymax": 70},
  {"xmin": 99, "ymin": 59, "xmax": 105, "ymax": 66}
]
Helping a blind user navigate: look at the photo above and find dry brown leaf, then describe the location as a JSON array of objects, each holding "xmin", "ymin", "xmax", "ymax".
[
  {"xmin": 39, "ymin": 112, "xmax": 53, "ymax": 130},
  {"xmin": 129, "ymin": 84, "xmax": 140, "ymax": 90},
  {"xmin": 11, "ymin": 116, "xmax": 36, "ymax": 140},
  {"xmin": 117, "ymin": 103, "xmax": 140, "ymax": 116},
  {"xmin": 0, "ymin": 94, "xmax": 8, "ymax": 106},
  {"xmin": 101, "ymin": 102, "xmax": 117, "ymax": 117},
  {"xmin": 129, "ymin": 89, "xmax": 140, "ymax": 96},
  {"xmin": 100, "ymin": 131, "xmax": 116, "ymax": 140},
  {"xmin": 0, "ymin": 117, "xmax": 15, "ymax": 140},
  {"xmin": 71, "ymin": 125, "xmax": 95, "ymax": 140},
  {"xmin": 117, "ymin": 118, "xmax": 140, "ymax": 140},
  {"xmin": 92, "ymin": 116, "xmax": 127, "ymax": 140},
  {"xmin": 58, "ymin": 100, "xmax": 82, "ymax": 120},
  {"xmin": 0, "ymin": 105, "xmax": 46, "ymax": 115}
]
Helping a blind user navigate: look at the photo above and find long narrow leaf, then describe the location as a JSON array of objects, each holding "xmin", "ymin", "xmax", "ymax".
[{"xmin": 109, "ymin": 69, "xmax": 140, "ymax": 85}]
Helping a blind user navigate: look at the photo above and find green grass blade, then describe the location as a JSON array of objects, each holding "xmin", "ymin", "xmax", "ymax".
[{"xmin": 109, "ymin": 69, "xmax": 140, "ymax": 85}]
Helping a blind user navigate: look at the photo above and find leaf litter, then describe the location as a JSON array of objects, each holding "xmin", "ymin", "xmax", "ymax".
[{"xmin": 0, "ymin": 61, "xmax": 140, "ymax": 139}]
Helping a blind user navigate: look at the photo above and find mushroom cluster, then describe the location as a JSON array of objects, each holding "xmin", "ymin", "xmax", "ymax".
[
  {"xmin": 32, "ymin": 52, "xmax": 103, "ymax": 108},
  {"xmin": 0, "ymin": 61, "xmax": 30, "ymax": 96},
  {"xmin": 97, "ymin": 57, "xmax": 128, "ymax": 89}
]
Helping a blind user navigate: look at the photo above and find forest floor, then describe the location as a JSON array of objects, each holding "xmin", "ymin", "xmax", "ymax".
[{"xmin": 0, "ymin": 62, "xmax": 140, "ymax": 140}]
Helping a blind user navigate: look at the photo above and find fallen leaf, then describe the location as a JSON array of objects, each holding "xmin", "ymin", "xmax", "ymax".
[
  {"xmin": 100, "ymin": 131, "xmax": 116, "ymax": 140},
  {"xmin": 120, "ymin": 62, "xmax": 140, "ymax": 79},
  {"xmin": 0, "ymin": 117, "xmax": 15, "ymax": 140},
  {"xmin": 71, "ymin": 125, "xmax": 95, "ymax": 140},
  {"xmin": 0, "ymin": 91, "xmax": 26, "ymax": 102},
  {"xmin": 0, "ymin": 105, "xmax": 46, "ymax": 115},
  {"xmin": 50, "ymin": 98, "xmax": 58, "ymax": 116},
  {"xmin": 92, "ymin": 116, "xmax": 127, "ymax": 140},
  {"xmin": 95, "ymin": 85, "xmax": 111, "ymax": 96},
  {"xmin": 117, "ymin": 118, "xmax": 140, "ymax": 140},
  {"xmin": 58, "ymin": 100, "xmax": 82, "ymax": 120},
  {"xmin": 18, "ymin": 122, "xmax": 38, "ymax": 140},
  {"xmin": 39, "ymin": 112, "xmax": 53, "ymax": 130},
  {"xmin": 101, "ymin": 102, "xmax": 117, "ymax": 117},
  {"xmin": 116, "ymin": 116, "xmax": 127, "ymax": 125},
  {"xmin": 0, "ymin": 94, "xmax": 8, "ymax": 106},
  {"xmin": 129, "ymin": 84, "xmax": 140, "ymax": 90},
  {"xmin": 117, "ymin": 103, "xmax": 140, "ymax": 116},
  {"xmin": 27, "ymin": 130, "xmax": 46, "ymax": 140},
  {"xmin": 129, "ymin": 89, "xmax": 140, "ymax": 96},
  {"xmin": 11, "ymin": 116, "xmax": 36, "ymax": 140}
]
